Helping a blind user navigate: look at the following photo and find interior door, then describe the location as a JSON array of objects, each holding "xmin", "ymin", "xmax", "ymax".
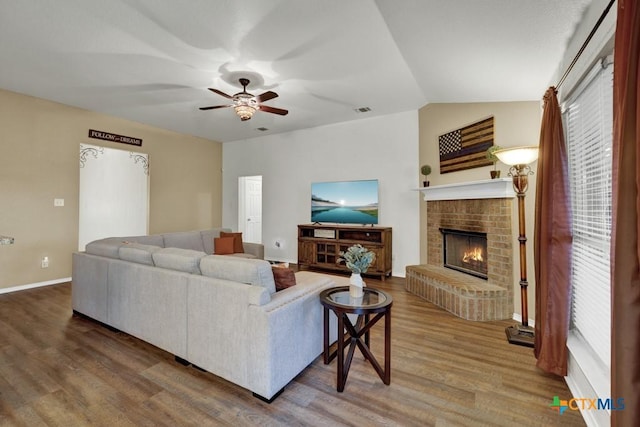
[
  {"xmin": 239, "ymin": 176, "xmax": 262, "ymax": 243},
  {"xmin": 78, "ymin": 143, "xmax": 149, "ymax": 251}
]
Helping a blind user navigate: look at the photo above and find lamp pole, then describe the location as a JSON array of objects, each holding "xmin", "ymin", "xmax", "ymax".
[
  {"xmin": 492, "ymin": 146, "xmax": 538, "ymax": 348},
  {"xmin": 505, "ymin": 164, "xmax": 535, "ymax": 347}
]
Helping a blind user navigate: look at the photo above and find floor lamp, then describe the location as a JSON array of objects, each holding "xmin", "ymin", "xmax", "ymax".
[{"xmin": 493, "ymin": 146, "xmax": 539, "ymax": 348}]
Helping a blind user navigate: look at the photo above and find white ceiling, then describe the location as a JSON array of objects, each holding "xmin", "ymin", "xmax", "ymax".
[{"xmin": 0, "ymin": 0, "xmax": 592, "ymax": 142}]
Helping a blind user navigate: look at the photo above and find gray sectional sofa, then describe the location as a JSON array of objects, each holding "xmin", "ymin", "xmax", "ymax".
[{"xmin": 72, "ymin": 228, "xmax": 341, "ymax": 401}]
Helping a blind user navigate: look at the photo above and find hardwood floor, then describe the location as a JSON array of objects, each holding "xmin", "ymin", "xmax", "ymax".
[{"xmin": 0, "ymin": 276, "xmax": 585, "ymax": 426}]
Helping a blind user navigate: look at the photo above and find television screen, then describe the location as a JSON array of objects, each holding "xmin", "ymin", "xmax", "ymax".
[{"xmin": 311, "ymin": 179, "xmax": 379, "ymax": 225}]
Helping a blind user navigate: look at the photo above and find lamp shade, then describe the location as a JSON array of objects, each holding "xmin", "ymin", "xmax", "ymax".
[{"xmin": 493, "ymin": 146, "xmax": 539, "ymax": 166}]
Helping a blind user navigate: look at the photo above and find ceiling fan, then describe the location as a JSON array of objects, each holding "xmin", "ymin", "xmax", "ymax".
[{"xmin": 199, "ymin": 78, "xmax": 289, "ymax": 121}]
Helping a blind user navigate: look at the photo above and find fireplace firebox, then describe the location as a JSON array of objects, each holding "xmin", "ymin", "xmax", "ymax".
[{"xmin": 440, "ymin": 228, "xmax": 488, "ymax": 279}]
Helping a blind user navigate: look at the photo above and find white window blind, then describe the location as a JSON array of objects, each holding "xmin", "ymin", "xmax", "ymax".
[{"xmin": 564, "ymin": 57, "xmax": 613, "ymax": 370}]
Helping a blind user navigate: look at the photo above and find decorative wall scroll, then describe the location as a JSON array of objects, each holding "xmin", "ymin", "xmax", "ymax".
[
  {"xmin": 79, "ymin": 144, "xmax": 104, "ymax": 168},
  {"xmin": 438, "ymin": 116, "xmax": 494, "ymax": 174},
  {"xmin": 129, "ymin": 152, "xmax": 149, "ymax": 175}
]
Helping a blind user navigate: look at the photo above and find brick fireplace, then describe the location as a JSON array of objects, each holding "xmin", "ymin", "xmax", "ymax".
[{"xmin": 406, "ymin": 179, "xmax": 515, "ymax": 321}]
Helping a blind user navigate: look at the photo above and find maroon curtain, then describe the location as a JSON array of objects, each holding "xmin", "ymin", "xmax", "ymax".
[
  {"xmin": 611, "ymin": 0, "xmax": 640, "ymax": 425},
  {"xmin": 533, "ymin": 87, "xmax": 573, "ymax": 376}
]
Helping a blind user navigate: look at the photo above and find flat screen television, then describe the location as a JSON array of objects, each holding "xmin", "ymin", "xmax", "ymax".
[{"xmin": 311, "ymin": 179, "xmax": 379, "ymax": 225}]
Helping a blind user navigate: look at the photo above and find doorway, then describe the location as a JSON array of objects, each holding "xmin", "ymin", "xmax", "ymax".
[{"xmin": 238, "ymin": 176, "xmax": 262, "ymax": 243}]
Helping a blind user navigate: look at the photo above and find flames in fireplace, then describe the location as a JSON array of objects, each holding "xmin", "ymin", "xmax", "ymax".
[
  {"xmin": 462, "ymin": 247, "xmax": 484, "ymax": 263},
  {"xmin": 441, "ymin": 228, "xmax": 488, "ymax": 279}
]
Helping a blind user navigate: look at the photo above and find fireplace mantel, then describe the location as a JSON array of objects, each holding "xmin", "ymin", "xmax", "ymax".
[{"xmin": 418, "ymin": 178, "xmax": 515, "ymax": 201}]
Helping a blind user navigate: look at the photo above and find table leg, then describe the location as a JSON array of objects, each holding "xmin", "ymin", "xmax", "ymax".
[
  {"xmin": 384, "ymin": 308, "xmax": 391, "ymax": 385},
  {"xmin": 364, "ymin": 313, "xmax": 370, "ymax": 348},
  {"xmin": 323, "ymin": 307, "xmax": 330, "ymax": 364},
  {"xmin": 337, "ymin": 311, "xmax": 345, "ymax": 392}
]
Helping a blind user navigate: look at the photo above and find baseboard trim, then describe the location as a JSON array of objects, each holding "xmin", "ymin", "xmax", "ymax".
[{"xmin": 0, "ymin": 277, "xmax": 71, "ymax": 294}]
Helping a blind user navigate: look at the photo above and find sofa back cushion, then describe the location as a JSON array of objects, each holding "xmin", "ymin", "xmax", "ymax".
[
  {"xmin": 128, "ymin": 234, "xmax": 165, "ymax": 247},
  {"xmin": 85, "ymin": 238, "xmax": 125, "ymax": 258},
  {"xmin": 163, "ymin": 231, "xmax": 205, "ymax": 252},
  {"xmin": 153, "ymin": 247, "xmax": 205, "ymax": 274},
  {"xmin": 119, "ymin": 243, "xmax": 161, "ymax": 266},
  {"xmin": 199, "ymin": 255, "xmax": 276, "ymax": 294}
]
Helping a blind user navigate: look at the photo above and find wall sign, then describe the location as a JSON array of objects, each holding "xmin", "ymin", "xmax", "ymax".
[{"xmin": 88, "ymin": 129, "xmax": 142, "ymax": 147}]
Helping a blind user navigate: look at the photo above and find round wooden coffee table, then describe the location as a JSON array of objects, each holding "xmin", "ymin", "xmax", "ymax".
[{"xmin": 319, "ymin": 286, "xmax": 392, "ymax": 392}]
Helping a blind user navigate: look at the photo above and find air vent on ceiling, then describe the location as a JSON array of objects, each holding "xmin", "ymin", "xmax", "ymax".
[
  {"xmin": 354, "ymin": 107, "xmax": 371, "ymax": 113},
  {"xmin": 256, "ymin": 127, "xmax": 269, "ymax": 132}
]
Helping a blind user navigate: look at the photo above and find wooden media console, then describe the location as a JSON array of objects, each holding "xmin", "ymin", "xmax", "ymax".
[{"xmin": 297, "ymin": 224, "xmax": 392, "ymax": 280}]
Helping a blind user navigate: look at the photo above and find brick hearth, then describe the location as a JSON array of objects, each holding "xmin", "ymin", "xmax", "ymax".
[
  {"xmin": 407, "ymin": 184, "xmax": 514, "ymax": 321},
  {"xmin": 405, "ymin": 265, "xmax": 510, "ymax": 321}
]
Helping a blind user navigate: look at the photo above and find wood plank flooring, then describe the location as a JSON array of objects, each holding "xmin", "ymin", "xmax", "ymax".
[{"xmin": 0, "ymin": 276, "xmax": 585, "ymax": 426}]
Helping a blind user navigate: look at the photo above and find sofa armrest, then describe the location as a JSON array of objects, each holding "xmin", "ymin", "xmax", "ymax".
[
  {"xmin": 245, "ymin": 271, "xmax": 341, "ymax": 398},
  {"xmin": 242, "ymin": 242, "xmax": 264, "ymax": 260}
]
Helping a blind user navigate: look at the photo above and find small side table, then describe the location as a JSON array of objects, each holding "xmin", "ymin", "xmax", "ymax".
[{"xmin": 319, "ymin": 286, "xmax": 392, "ymax": 392}]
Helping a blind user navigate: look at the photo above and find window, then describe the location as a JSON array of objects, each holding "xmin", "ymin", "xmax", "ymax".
[{"xmin": 563, "ymin": 56, "xmax": 613, "ymax": 395}]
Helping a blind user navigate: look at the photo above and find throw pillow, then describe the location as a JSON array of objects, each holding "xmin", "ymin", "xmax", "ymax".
[
  {"xmin": 220, "ymin": 231, "xmax": 244, "ymax": 253},
  {"xmin": 214, "ymin": 236, "xmax": 235, "ymax": 255},
  {"xmin": 272, "ymin": 266, "xmax": 296, "ymax": 291}
]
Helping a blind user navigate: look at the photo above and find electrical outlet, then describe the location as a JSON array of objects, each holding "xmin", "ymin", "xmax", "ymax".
[
  {"xmin": 54, "ymin": 198, "xmax": 64, "ymax": 207},
  {"xmin": 41, "ymin": 256, "xmax": 49, "ymax": 268}
]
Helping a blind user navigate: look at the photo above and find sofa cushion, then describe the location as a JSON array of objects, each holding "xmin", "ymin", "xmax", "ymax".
[
  {"xmin": 85, "ymin": 238, "xmax": 125, "ymax": 258},
  {"xmin": 119, "ymin": 243, "xmax": 161, "ymax": 266},
  {"xmin": 213, "ymin": 237, "xmax": 235, "ymax": 255},
  {"xmin": 153, "ymin": 247, "xmax": 205, "ymax": 274},
  {"xmin": 199, "ymin": 255, "xmax": 276, "ymax": 294},
  {"xmin": 220, "ymin": 231, "xmax": 244, "ymax": 253},
  {"xmin": 272, "ymin": 266, "xmax": 297, "ymax": 291},
  {"xmin": 127, "ymin": 234, "xmax": 165, "ymax": 247},
  {"xmin": 163, "ymin": 231, "xmax": 205, "ymax": 252},
  {"xmin": 228, "ymin": 252, "xmax": 257, "ymax": 259}
]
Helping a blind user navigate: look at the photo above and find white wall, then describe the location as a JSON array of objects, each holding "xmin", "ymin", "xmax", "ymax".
[{"xmin": 223, "ymin": 111, "xmax": 420, "ymax": 277}]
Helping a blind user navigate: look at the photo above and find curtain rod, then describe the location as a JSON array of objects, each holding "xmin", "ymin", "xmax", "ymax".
[{"xmin": 556, "ymin": 0, "xmax": 616, "ymax": 90}]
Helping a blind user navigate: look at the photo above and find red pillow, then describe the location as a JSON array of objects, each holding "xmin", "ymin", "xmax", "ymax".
[
  {"xmin": 220, "ymin": 231, "xmax": 244, "ymax": 254},
  {"xmin": 272, "ymin": 266, "xmax": 296, "ymax": 291},
  {"xmin": 214, "ymin": 236, "xmax": 235, "ymax": 255}
]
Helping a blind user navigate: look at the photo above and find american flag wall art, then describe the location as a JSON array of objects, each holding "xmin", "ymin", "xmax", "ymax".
[{"xmin": 438, "ymin": 116, "xmax": 495, "ymax": 173}]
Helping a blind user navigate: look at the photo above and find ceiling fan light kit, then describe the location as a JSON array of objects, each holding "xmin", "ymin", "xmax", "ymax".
[
  {"xmin": 200, "ymin": 78, "xmax": 288, "ymax": 121},
  {"xmin": 234, "ymin": 105, "xmax": 256, "ymax": 121}
]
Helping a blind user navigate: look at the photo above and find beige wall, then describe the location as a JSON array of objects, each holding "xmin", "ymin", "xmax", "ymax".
[
  {"xmin": 0, "ymin": 89, "xmax": 222, "ymax": 290},
  {"xmin": 419, "ymin": 101, "xmax": 541, "ymax": 322}
]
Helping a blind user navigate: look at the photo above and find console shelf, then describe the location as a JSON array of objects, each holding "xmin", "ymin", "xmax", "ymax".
[{"xmin": 297, "ymin": 224, "xmax": 392, "ymax": 280}]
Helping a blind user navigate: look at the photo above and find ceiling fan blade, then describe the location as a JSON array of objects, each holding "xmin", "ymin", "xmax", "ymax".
[
  {"xmin": 259, "ymin": 105, "xmax": 288, "ymax": 116},
  {"xmin": 208, "ymin": 88, "xmax": 233, "ymax": 99},
  {"xmin": 199, "ymin": 105, "xmax": 233, "ymax": 111},
  {"xmin": 256, "ymin": 91, "xmax": 278, "ymax": 103}
]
